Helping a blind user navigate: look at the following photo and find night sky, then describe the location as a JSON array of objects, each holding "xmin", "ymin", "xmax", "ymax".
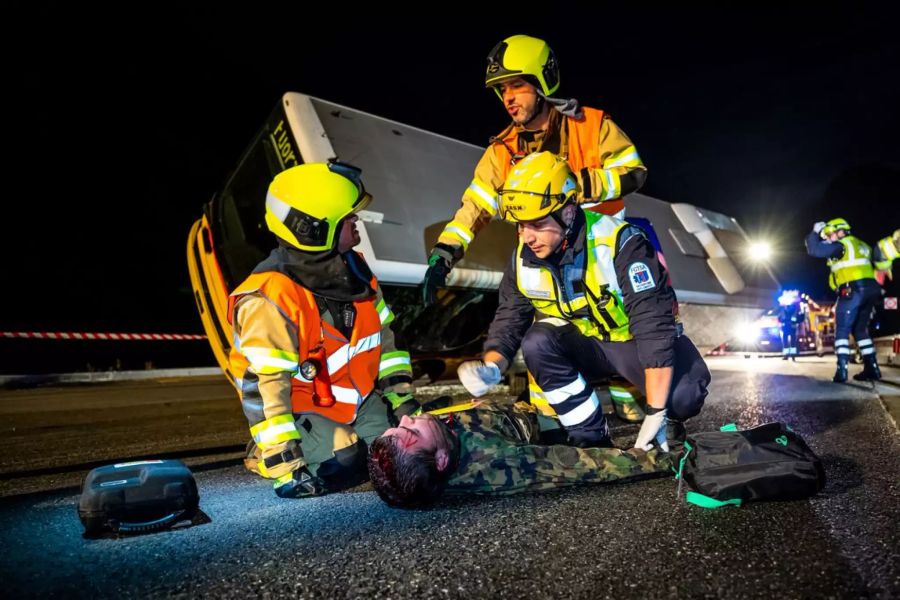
[{"xmin": 6, "ymin": 4, "xmax": 900, "ymax": 347}]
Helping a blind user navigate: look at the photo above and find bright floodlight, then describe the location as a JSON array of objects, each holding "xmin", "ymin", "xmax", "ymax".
[
  {"xmin": 736, "ymin": 322, "xmax": 760, "ymax": 344},
  {"xmin": 748, "ymin": 241, "xmax": 772, "ymax": 261}
]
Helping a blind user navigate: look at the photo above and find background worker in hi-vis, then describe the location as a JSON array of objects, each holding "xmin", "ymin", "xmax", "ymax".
[
  {"xmin": 777, "ymin": 289, "xmax": 804, "ymax": 361},
  {"xmin": 806, "ymin": 218, "xmax": 886, "ymax": 382}
]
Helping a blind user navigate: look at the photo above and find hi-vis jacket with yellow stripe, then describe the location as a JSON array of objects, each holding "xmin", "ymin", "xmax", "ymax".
[
  {"xmin": 515, "ymin": 210, "xmax": 632, "ymax": 342},
  {"xmin": 227, "ymin": 256, "xmax": 411, "ymax": 471},
  {"xmin": 875, "ymin": 230, "xmax": 899, "ymax": 272},
  {"xmin": 485, "ymin": 209, "xmax": 678, "ymax": 371},
  {"xmin": 827, "ymin": 236, "xmax": 876, "ymax": 290},
  {"xmin": 438, "ymin": 107, "xmax": 646, "ymax": 255}
]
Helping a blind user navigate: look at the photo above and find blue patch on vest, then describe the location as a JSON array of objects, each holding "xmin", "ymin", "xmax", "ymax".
[{"xmin": 629, "ymin": 262, "xmax": 655, "ymax": 292}]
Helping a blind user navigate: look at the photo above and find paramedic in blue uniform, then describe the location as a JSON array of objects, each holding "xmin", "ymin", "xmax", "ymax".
[
  {"xmin": 456, "ymin": 152, "xmax": 710, "ymax": 451},
  {"xmin": 777, "ymin": 290, "xmax": 802, "ymax": 361}
]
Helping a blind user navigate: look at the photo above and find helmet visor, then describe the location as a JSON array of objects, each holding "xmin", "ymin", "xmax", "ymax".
[{"xmin": 327, "ymin": 159, "xmax": 372, "ymax": 212}]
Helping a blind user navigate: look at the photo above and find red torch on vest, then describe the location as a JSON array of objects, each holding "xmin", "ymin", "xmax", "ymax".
[{"xmin": 299, "ymin": 346, "xmax": 336, "ymax": 407}]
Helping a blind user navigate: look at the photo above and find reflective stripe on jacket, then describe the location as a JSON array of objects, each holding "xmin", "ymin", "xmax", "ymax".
[
  {"xmin": 490, "ymin": 107, "xmax": 630, "ymax": 215},
  {"xmin": 515, "ymin": 211, "xmax": 632, "ymax": 342},
  {"xmin": 876, "ymin": 233, "xmax": 899, "ymax": 271},
  {"xmin": 827, "ymin": 235, "xmax": 875, "ymax": 287},
  {"xmin": 228, "ymin": 270, "xmax": 383, "ymax": 425},
  {"xmin": 437, "ymin": 107, "xmax": 645, "ymax": 251}
]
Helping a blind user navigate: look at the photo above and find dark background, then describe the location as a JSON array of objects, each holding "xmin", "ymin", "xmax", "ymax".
[{"xmin": 4, "ymin": 4, "xmax": 899, "ymax": 371}]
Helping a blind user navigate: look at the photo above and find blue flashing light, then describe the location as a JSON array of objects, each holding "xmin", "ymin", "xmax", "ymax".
[{"xmin": 778, "ymin": 290, "xmax": 800, "ymax": 307}]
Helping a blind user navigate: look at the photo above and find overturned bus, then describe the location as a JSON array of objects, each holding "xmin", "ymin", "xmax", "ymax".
[{"xmin": 187, "ymin": 92, "xmax": 779, "ymax": 389}]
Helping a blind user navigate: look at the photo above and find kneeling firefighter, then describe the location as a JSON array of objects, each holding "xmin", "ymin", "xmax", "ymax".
[{"xmin": 228, "ymin": 162, "xmax": 419, "ymax": 498}]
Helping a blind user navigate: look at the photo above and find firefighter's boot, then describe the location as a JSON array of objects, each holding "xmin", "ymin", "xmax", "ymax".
[
  {"xmin": 667, "ymin": 419, "xmax": 687, "ymax": 446},
  {"xmin": 610, "ymin": 383, "xmax": 645, "ymax": 423},
  {"xmin": 243, "ymin": 439, "xmax": 261, "ymax": 475},
  {"xmin": 832, "ymin": 355, "xmax": 849, "ymax": 383},
  {"xmin": 853, "ymin": 355, "xmax": 882, "ymax": 382}
]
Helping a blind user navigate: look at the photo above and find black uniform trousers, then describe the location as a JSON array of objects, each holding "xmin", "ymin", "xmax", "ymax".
[
  {"xmin": 522, "ymin": 319, "xmax": 710, "ymax": 446},
  {"xmin": 834, "ymin": 279, "xmax": 881, "ymax": 361}
]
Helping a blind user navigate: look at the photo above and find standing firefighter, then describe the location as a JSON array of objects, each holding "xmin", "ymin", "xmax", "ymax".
[
  {"xmin": 454, "ymin": 152, "xmax": 709, "ymax": 451},
  {"xmin": 777, "ymin": 289, "xmax": 803, "ymax": 361},
  {"xmin": 422, "ymin": 34, "xmax": 647, "ymax": 306},
  {"xmin": 806, "ymin": 218, "xmax": 884, "ymax": 382},
  {"xmin": 228, "ymin": 162, "xmax": 419, "ymax": 498}
]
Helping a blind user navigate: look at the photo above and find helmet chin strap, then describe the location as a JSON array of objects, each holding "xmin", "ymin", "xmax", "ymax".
[{"xmin": 550, "ymin": 205, "xmax": 575, "ymax": 253}]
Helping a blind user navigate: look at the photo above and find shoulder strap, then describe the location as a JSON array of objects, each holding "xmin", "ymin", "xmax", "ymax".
[
  {"xmin": 685, "ymin": 492, "xmax": 743, "ymax": 509},
  {"xmin": 675, "ymin": 435, "xmax": 743, "ymax": 509},
  {"xmin": 312, "ymin": 295, "xmax": 330, "ymax": 321}
]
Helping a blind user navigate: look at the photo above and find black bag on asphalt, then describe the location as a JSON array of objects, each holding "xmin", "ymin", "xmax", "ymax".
[
  {"xmin": 675, "ymin": 422, "xmax": 826, "ymax": 508},
  {"xmin": 78, "ymin": 459, "xmax": 200, "ymax": 537}
]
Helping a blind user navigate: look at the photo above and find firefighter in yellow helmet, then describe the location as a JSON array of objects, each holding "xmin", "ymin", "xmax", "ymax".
[
  {"xmin": 806, "ymin": 218, "xmax": 884, "ymax": 382},
  {"xmin": 227, "ymin": 161, "xmax": 419, "ymax": 498},
  {"xmin": 422, "ymin": 34, "xmax": 648, "ymax": 306},
  {"xmin": 455, "ymin": 152, "xmax": 709, "ymax": 450}
]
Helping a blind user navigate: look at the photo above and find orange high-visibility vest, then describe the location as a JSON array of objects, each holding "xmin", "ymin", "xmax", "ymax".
[
  {"xmin": 227, "ymin": 270, "xmax": 382, "ymax": 424},
  {"xmin": 489, "ymin": 107, "xmax": 624, "ymax": 216}
]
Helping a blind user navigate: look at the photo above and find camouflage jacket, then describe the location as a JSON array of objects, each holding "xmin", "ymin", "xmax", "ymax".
[{"xmin": 442, "ymin": 402, "xmax": 672, "ymax": 495}]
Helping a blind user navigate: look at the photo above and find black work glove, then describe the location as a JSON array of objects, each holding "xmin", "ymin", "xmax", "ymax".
[
  {"xmin": 274, "ymin": 465, "xmax": 327, "ymax": 499},
  {"xmin": 422, "ymin": 243, "xmax": 461, "ymax": 306},
  {"xmin": 384, "ymin": 391, "xmax": 421, "ymax": 420}
]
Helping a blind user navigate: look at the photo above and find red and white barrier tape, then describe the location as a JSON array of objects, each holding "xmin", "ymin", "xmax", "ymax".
[{"xmin": 1, "ymin": 331, "xmax": 207, "ymax": 341}]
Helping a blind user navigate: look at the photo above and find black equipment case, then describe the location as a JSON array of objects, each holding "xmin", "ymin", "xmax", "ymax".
[
  {"xmin": 78, "ymin": 459, "xmax": 199, "ymax": 536},
  {"xmin": 676, "ymin": 422, "xmax": 826, "ymax": 508}
]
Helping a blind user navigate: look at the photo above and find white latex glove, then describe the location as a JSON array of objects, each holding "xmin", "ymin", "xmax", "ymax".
[
  {"xmin": 457, "ymin": 360, "xmax": 502, "ymax": 397},
  {"xmin": 634, "ymin": 408, "xmax": 669, "ymax": 452},
  {"xmin": 813, "ymin": 221, "xmax": 826, "ymax": 234}
]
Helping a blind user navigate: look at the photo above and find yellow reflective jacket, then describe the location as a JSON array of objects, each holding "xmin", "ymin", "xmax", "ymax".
[
  {"xmin": 438, "ymin": 108, "xmax": 645, "ymax": 253},
  {"xmin": 515, "ymin": 211, "xmax": 632, "ymax": 342},
  {"xmin": 827, "ymin": 235, "xmax": 875, "ymax": 289}
]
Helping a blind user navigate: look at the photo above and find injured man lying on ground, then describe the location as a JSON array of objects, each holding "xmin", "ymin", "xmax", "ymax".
[{"xmin": 367, "ymin": 400, "xmax": 672, "ymax": 508}]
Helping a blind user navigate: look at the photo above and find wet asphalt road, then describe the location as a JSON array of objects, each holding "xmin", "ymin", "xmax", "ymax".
[{"xmin": 0, "ymin": 357, "xmax": 898, "ymax": 599}]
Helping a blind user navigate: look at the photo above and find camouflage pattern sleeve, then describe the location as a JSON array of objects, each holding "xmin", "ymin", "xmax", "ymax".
[{"xmin": 446, "ymin": 407, "xmax": 672, "ymax": 495}]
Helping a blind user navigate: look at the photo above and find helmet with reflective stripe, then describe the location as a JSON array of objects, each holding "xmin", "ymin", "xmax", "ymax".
[
  {"xmin": 498, "ymin": 151, "xmax": 577, "ymax": 222},
  {"xmin": 485, "ymin": 35, "xmax": 560, "ymax": 97},
  {"xmin": 822, "ymin": 217, "xmax": 851, "ymax": 237},
  {"xmin": 265, "ymin": 161, "xmax": 372, "ymax": 251}
]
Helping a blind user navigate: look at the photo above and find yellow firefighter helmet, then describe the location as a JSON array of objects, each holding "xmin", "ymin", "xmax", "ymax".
[
  {"xmin": 498, "ymin": 151, "xmax": 577, "ymax": 222},
  {"xmin": 821, "ymin": 217, "xmax": 851, "ymax": 237},
  {"xmin": 485, "ymin": 34, "xmax": 560, "ymax": 98},
  {"xmin": 264, "ymin": 161, "xmax": 371, "ymax": 252}
]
